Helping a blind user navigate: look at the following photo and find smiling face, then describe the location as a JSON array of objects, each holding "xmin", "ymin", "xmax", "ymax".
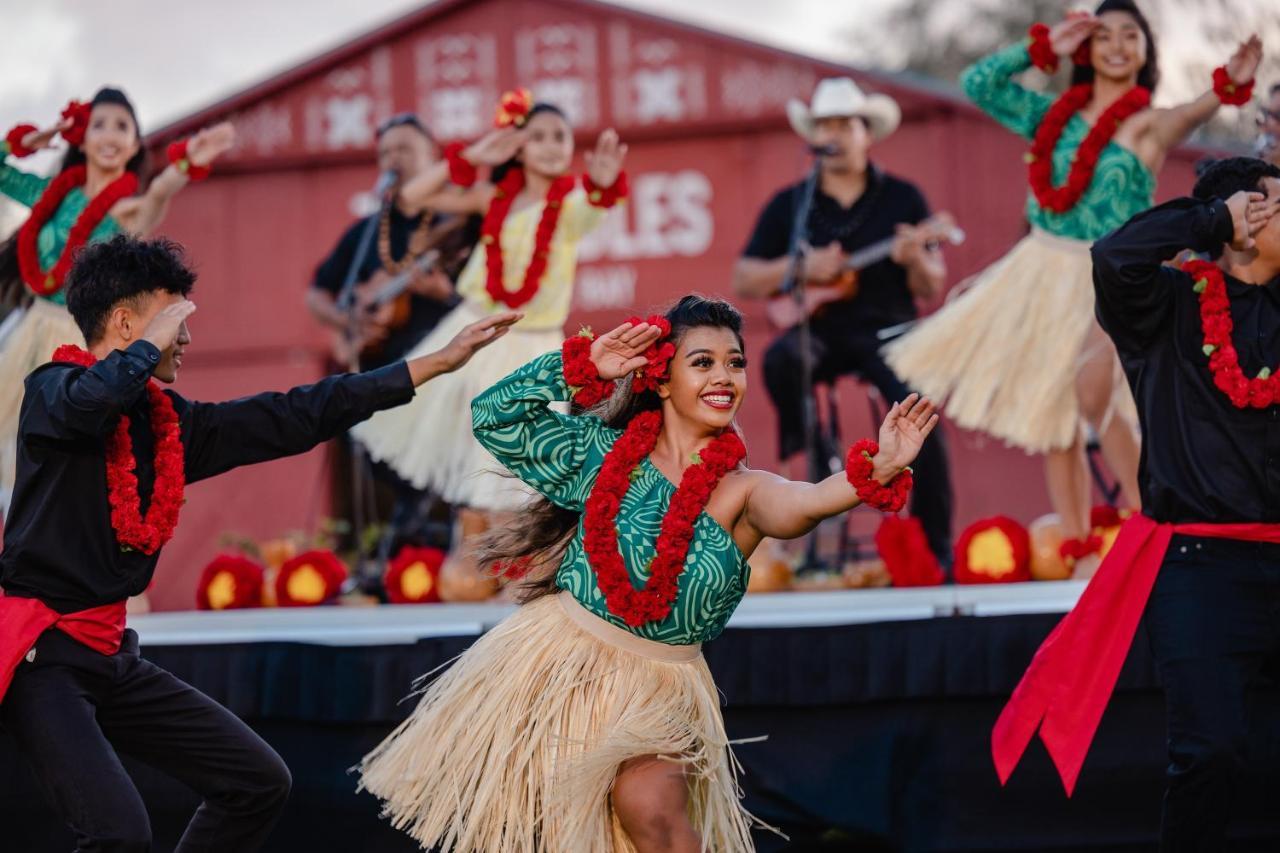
[
  {"xmin": 1089, "ymin": 10, "xmax": 1148, "ymax": 85},
  {"xmin": 519, "ymin": 110, "xmax": 574, "ymax": 179},
  {"xmin": 83, "ymin": 102, "xmax": 141, "ymax": 174},
  {"xmin": 657, "ymin": 326, "xmax": 747, "ymax": 433}
]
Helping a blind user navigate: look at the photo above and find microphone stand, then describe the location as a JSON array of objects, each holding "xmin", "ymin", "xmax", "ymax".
[
  {"xmin": 779, "ymin": 150, "xmax": 828, "ymax": 574},
  {"xmin": 336, "ymin": 177, "xmax": 394, "ymax": 594}
]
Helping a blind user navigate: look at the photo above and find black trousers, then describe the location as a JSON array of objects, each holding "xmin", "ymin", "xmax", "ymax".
[
  {"xmin": 1, "ymin": 628, "xmax": 290, "ymax": 852},
  {"xmin": 1145, "ymin": 534, "xmax": 1280, "ymax": 852},
  {"xmin": 762, "ymin": 322, "xmax": 954, "ymax": 560}
]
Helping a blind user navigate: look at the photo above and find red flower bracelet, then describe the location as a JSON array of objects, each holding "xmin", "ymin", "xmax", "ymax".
[
  {"xmin": 4, "ymin": 124, "xmax": 37, "ymax": 158},
  {"xmin": 1212, "ymin": 66, "xmax": 1253, "ymax": 106},
  {"xmin": 444, "ymin": 141, "xmax": 478, "ymax": 187},
  {"xmin": 1027, "ymin": 24, "xmax": 1059, "ymax": 74},
  {"xmin": 583, "ymin": 171, "xmax": 629, "ymax": 208},
  {"xmin": 167, "ymin": 139, "xmax": 212, "ymax": 181},
  {"xmin": 845, "ymin": 439, "xmax": 912, "ymax": 513}
]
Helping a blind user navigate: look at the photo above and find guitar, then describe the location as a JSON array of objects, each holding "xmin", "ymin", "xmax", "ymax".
[
  {"xmin": 332, "ymin": 216, "xmax": 471, "ymax": 366},
  {"xmin": 764, "ymin": 213, "xmax": 964, "ymax": 331}
]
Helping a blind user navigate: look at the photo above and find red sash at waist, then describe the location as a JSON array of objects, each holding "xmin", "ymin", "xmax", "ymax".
[
  {"xmin": 991, "ymin": 514, "xmax": 1280, "ymax": 795},
  {"xmin": 0, "ymin": 593, "xmax": 126, "ymax": 703}
]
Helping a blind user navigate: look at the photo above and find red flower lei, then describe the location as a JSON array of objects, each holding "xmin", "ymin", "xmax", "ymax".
[
  {"xmin": 18, "ymin": 165, "xmax": 138, "ymax": 296},
  {"xmin": 481, "ymin": 169, "xmax": 577, "ymax": 309},
  {"xmin": 1027, "ymin": 84, "xmax": 1150, "ymax": 214},
  {"xmin": 1185, "ymin": 259, "xmax": 1280, "ymax": 409},
  {"xmin": 582, "ymin": 409, "xmax": 746, "ymax": 626},
  {"xmin": 1212, "ymin": 66, "xmax": 1253, "ymax": 106},
  {"xmin": 51, "ymin": 344, "xmax": 186, "ymax": 555},
  {"xmin": 844, "ymin": 439, "xmax": 912, "ymax": 513}
]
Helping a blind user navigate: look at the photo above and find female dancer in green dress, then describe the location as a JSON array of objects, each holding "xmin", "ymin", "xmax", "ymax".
[{"xmin": 361, "ymin": 296, "xmax": 937, "ymax": 851}]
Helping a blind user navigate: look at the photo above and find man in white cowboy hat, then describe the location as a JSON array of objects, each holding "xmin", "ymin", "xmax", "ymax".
[{"xmin": 733, "ymin": 76, "xmax": 955, "ymax": 564}]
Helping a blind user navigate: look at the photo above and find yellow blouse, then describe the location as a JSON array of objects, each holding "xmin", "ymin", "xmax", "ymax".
[{"xmin": 456, "ymin": 184, "xmax": 606, "ymax": 330}]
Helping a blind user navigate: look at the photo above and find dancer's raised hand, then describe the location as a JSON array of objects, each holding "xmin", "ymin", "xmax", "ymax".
[
  {"xmin": 435, "ymin": 312, "xmax": 523, "ymax": 373},
  {"xmin": 1225, "ymin": 190, "xmax": 1279, "ymax": 251},
  {"xmin": 590, "ymin": 320, "xmax": 661, "ymax": 380},
  {"xmin": 584, "ymin": 129, "xmax": 627, "ymax": 189},
  {"xmin": 463, "ymin": 127, "xmax": 529, "ymax": 167},
  {"xmin": 186, "ymin": 122, "xmax": 237, "ymax": 168},
  {"xmin": 1225, "ymin": 35, "xmax": 1263, "ymax": 87},
  {"xmin": 1049, "ymin": 13, "xmax": 1099, "ymax": 58},
  {"xmin": 873, "ymin": 393, "xmax": 939, "ymax": 481},
  {"xmin": 18, "ymin": 117, "xmax": 74, "ymax": 153}
]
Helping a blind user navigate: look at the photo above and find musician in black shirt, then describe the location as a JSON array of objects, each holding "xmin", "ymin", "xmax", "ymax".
[
  {"xmin": 0, "ymin": 235, "xmax": 516, "ymax": 851},
  {"xmin": 733, "ymin": 78, "xmax": 954, "ymax": 562}
]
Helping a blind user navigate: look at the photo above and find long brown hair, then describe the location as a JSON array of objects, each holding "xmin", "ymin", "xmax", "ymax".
[{"xmin": 474, "ymin": 294, "xmax": 746, "ymax": 602}]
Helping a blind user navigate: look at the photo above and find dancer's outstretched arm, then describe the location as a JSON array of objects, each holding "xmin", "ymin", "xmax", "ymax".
[
  {"xmin": 113, "ymin": 123, "xmax": 236, "ymax": 236},
  {"xmin": 181, "ymin": 311, "xmax": 520, "ymax": 482},
  {"xmin": 742, "ymin": 394, "xmax": 938, "ymax": 540},
  {"xmin": 1139, "ymin": 36, "xmax": 1262, "ymax": 169},
  {"xmin": 396, "ymin": 127, "xmax": 527, "ymax": 214}
]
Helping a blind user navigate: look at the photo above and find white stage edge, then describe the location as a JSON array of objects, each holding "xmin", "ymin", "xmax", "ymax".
[{"xmin": 130, "ymin": 581, "xmax": 1088, "ymax": 647}]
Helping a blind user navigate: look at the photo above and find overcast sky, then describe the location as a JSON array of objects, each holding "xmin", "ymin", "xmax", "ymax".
[
  {"xmin": 1, "ymin": 1, "xmax": 1275, "ymax": 137},
  {"xmin": 0, "ymin": 0, "xmax": 885, "ymax": 132}
]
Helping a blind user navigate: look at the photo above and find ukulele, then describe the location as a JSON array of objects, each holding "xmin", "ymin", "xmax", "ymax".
[
  {"xmin": 764, "ymin": 213, "xmax": 964, "ymax": 331},
  {"xmin": 332, "ymin": 216, "xmax": 471, "ymax": 366}
]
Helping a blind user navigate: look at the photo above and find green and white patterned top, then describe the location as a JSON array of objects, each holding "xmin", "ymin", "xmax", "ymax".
[
  {"xmin": 1, "ymin": 141, "xmax": 124, "ymax": 306},
  {"xmin": 472, "ymin": 350, "xmax": 750, "ymax": 645},
  {"xmin": 960, "ymin": 41, "xmax": 1155, "ymax": 242}
]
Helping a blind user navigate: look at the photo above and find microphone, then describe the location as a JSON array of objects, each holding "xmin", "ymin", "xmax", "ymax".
[
  {"xmin": 808, "ymin": 143, "xmax": 840, "ymax": 157},
  {"xmin": 373, "ymin": 169, "xmax": 399, "ymax": 197}
]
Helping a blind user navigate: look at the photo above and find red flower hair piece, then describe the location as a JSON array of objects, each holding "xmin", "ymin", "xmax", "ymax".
[
  {"xmin": 494, "ymin": 88, "xmax": 534, "ymax": 128},
  {"xmin": 59, "ymin": 99, "xmax": 91, "ymax": 147}
]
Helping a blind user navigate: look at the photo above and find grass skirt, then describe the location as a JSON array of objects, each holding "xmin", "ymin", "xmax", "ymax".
[
  {"xmin": 884, "ymin": 228, "xmax": 1129, "ymax": 453},
  {"xmin": 358, "ymin": 592, "xmax": 761, "ymax": 851},
  {"xmin": 0, "ymin": 300, "xmax": 84, "ymax": 514},
  {"xmin": 350, "ymin": 300, "xmax": 562, "ymax": 511}
]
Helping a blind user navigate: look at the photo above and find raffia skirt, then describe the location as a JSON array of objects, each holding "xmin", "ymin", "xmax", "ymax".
[
  {"xmin": 0, "ymin": 300, "xmax": 84, "ymax": 514},
  {"xmin": 883, "ymin": 228, "xmax": 1134, "ymax": 454},
  {"xmin": 350, "ymin": 299, "xmax": 562, "ymax": 511},
  {"xmin": 357, "ymin": 592, "xmax": 761, "ymax": 852}
]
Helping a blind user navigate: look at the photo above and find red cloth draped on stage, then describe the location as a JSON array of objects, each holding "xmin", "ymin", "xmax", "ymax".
[
  {"xmin": 0, "ymin": 594, "xmax": 126, "ymax": 703},
  {"xmin": 992, "ymin": 514, "xmax": 1280, "ymax": 795}
]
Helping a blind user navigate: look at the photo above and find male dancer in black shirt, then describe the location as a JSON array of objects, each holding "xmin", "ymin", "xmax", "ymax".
[
  {"xmin": 994, "ymin": 157, "xmax": 1280, "ymax": 851},
  {"xmin": 0, "ymin": 234, "xmax": 517, "ymax": 851}
]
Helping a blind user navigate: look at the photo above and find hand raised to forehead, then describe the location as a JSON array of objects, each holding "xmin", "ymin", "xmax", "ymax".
[{"xmin": 590, "ymin": 321, "xmax": 661, "ymax": 381}]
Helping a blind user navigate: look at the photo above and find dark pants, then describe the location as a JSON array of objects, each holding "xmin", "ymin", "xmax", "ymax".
[
  {"xmin": 763, "ymin": 323, "xmax": 954, "ymax": 560},
  {"xmin": 1145, "ymin": 534, "xmax": 1280, "ymax": 852},
  {"xmin": 1, "ymin": 628, "xmax": 290, "ymax": 852}
]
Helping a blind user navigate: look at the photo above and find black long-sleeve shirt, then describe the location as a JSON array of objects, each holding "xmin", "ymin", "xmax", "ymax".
[
  {"xmin": 0, "ymin": 341, "xmax": 414, "ymax": 612},
  {"xmin": 1092, "ymin": 197, "xmax": 1280, "ymax": 523}
]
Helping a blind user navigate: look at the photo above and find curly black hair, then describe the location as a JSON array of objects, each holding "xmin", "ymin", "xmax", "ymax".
[
  {"xmin": 64, "ymin": 234, "xmax": 196, "ymax": 345},
  {"xmin": 1192, "ymin": 156, "xmax": 1280, "ymax": 202}
]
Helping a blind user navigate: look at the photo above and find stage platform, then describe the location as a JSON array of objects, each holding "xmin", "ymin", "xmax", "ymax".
[
  {"xmin": 6, "ymin": 584, "xmax": 1280, "ymax": 852},
  {"xmin": 124, "ymin": 580, "xmax": 1092, "ymax": 646}
]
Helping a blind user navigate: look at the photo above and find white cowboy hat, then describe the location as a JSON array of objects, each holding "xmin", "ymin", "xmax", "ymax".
[{"xmin": 786, "ymin": 77, "xmax": 901, "ymax": 142}]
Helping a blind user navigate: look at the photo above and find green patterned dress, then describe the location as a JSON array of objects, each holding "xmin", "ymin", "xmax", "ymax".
[
  {"xmin": 883, "ymin": 39, "xmax": 1155, "ymax": 453},
  {"xmin": 472, "ymin": 350, "xmax": 750, "ymax": 645},
  {"xmin": 959, "ymin": 41, "xmax": 1154, "ymax": 240},
  {"xmin": 0, "ymin": 140, "xmax": 125, "ymax": 307}
]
